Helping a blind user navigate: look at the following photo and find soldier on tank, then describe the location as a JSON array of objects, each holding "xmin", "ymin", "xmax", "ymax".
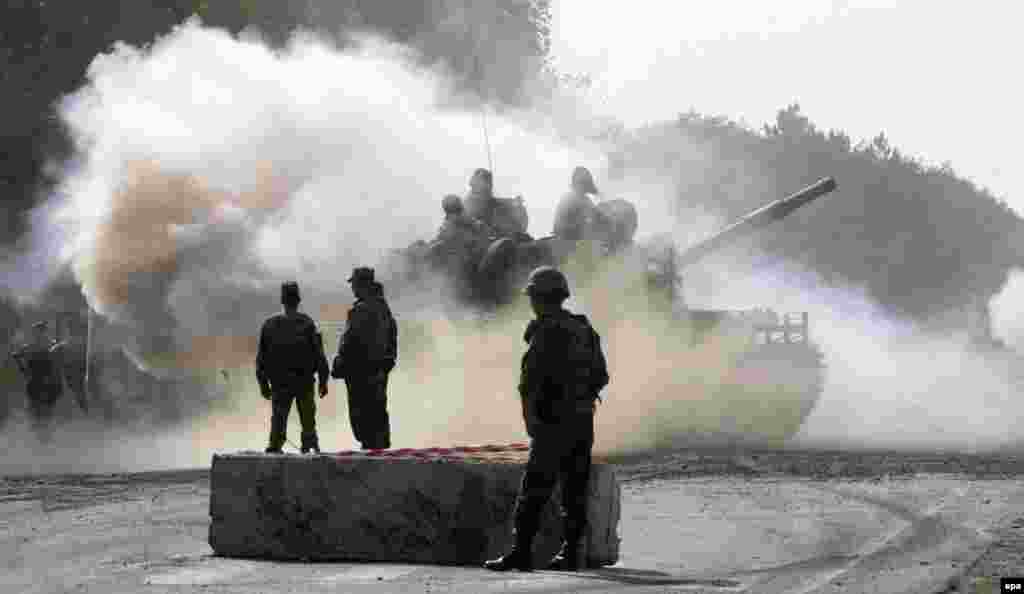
[
  {"xmin": 485, "ymin": 266, "xmax": 610, "ymax": 572},
  {"xmin": 463, "ymin": 168, "xmax": 528, "ymax": 238},
  {"xmin": 256, "ymin": 281, "xmax": 330, "ymax": 454},
  {"xmin": 332, "ymin": 267, "xmax": 397, "ymax": 450},
  {"xmin": 432, "ymin": 195, "xmax": 492, "ymax": 281},
  {"xmin": 437, "ymin": 194, "xmax": 492, "ymax": 246},
  {"xmin": 552, "ymin": 166, "xmax": 613, "ymax": 242},
  {"xmin": 11, "ymin": 321, "xmax": 64, "ymax": 441}
]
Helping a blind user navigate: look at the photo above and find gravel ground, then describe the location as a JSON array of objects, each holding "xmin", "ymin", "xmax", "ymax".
[{"xmin": 3, "ymin": 449, "xmax": 1024, "ymax": 593}]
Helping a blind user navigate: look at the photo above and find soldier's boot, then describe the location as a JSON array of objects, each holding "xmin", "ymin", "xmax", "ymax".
[
  {"xmin": 300, "ymin": 432, "xmax": 320, "ymax": 454},
  {"xmin": 484, "ymin": 530, "xmax": 534, "ymax": 572},
  {"xmin": 547, "ymin": 517, "xmax": 584, "ymax": 571},
  {"xmin": 265, "ymin": 432, "xmax": 285, "ymax": 454}
]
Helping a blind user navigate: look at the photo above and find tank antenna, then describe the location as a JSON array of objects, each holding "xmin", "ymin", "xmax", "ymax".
[{"xmin": 473, "ymin": 51, "xmax": 495, "ymax": 176}]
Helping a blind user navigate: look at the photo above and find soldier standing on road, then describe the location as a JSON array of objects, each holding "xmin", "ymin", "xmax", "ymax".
[
  {"xmin": 256, "ymin": 281, "xmax": 330, "ymax": 454},
  {"xmin": 332, "ymin": 267, "xmax": 397, "ymax": 450},
  {"xmin": 11, "ymin": 321, "xmax": 63, "ymax": 441},
  {"xmin": 50, "ymin": 317, "xmax": 90, "ymax": 413},
  {"xmin": 485, "ymin": 266, "xmax": 610, "ymax": 572}
]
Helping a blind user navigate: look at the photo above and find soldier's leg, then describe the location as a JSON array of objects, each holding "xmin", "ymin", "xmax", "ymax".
[
  {"xmin": 551, "ymin": 414, "xmax": 594, "ymax": 569},
  {"xmin": 27, "ymin": 388, "xmax": 58, "ymax": 443},
  {"xmin": 368, "ymin": 373, "xmax": 391, "ymax": 449},
  {"xmin": 486, "ymin": 429, "xmax": 564, "ymax": 571},
  {"xmin": 295, "ymin": 383, "xmax": 319, "ymax": 453},
  {"xmin": 267, "ymin": 391, "xmax": 294, "ymax": 452},
  {"xmin": 344, "ymin": 378, "xmax": 365, "ymax": 445}
]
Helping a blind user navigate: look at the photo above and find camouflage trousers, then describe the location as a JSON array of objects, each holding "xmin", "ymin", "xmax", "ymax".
[
  {"xmin": 344, "ymin": 373, "xmax": 391, "ymax": 450},
  {"xmin": 513, "ymin": 412, "xmax": 594, "ymax": 547},
  {"xmin": 268, "ymin": 382, "xmax": 318, "ymax": 452},
  {"xmin": 26, "ymin": 382, "xmax": 61, "ymax": 442}
]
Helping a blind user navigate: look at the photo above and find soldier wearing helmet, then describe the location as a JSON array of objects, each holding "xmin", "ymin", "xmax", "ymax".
[
  {"xmin": 11, "ymin": 321, "xmax": 63, "ymax": 441},
  {"xmin": 437, "ymin": 194, "xmax": 491, "ymax": 244},
  {"xmin": 553, "ymin": 166, "xmax": 613, "ymax": 242},
  {"xmin": 332, "ymin": 267, "xmax": 398, "ymax": 450},
  {"xmin": 463, "ymin": 168, "xmax": 529, "ymax": 238},
  {"xmin": 485, "ymin": 266, "xmax": 610, "ymax": 573},
  {"xmin": 256, "ymin": 281, "xmax": 330, "ymax": 454}
]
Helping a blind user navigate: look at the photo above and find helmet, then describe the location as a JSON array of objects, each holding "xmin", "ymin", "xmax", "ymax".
[
  {"xmin": 571, "ymin": 166, "xmax": 598, "ymax": 194},
  {"xmin": 442, "ymin": 194, "xmax": 463, "ymax": 214},
  {"xmin": 471, "ymin": 168, "xmax": 493, "ymax": 186},
  {"xmin": 524, "ymin": 266, "xmax": 570, "ymax": 300},
  {"xmin": 569, "ymin": 165, "xmax": 598, "ymax": 193}
]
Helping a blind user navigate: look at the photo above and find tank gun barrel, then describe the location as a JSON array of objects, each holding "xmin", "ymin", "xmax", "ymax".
[{"xmin": 677, "ymin": 177, "xmax": 837, "ymax": 269}]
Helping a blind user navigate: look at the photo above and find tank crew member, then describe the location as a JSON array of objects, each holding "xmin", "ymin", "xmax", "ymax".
[
  {"xmin": 463, "ymin": 168, "xmax": 529, "ymax": 238},
  {"xmin": 553, "ymin": 166, "xmax": 613, "ymax": 242}
]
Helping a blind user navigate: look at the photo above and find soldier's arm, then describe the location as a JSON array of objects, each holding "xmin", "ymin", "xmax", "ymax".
[
  {"xmin": 312, "ymin": 327, "xmax": 329, "ymax": 385},
  {"xmin": 590, "ymin": 328, "xmax": 610, "ymax": 399},
  {"xmin": 338, "ymin": 304, "xmax": 372, "ymax": 360},
  {"xmin": 519, "ymin": 324, "xmax": 555, "ymax": 430},
  {"xmin": 10, "ymin": 347, "xmax": 28, "ymax": 375},
  {"xmin": 255, "ymin": 323, "xmax": 271, "ymax": 392},
  {"xmin": 552, "ymin": 194, "xmax": 576, "ymax": 237},
  {"xmin": 385, "ymin": 314, "xmax": 398, "ymax": 372}
]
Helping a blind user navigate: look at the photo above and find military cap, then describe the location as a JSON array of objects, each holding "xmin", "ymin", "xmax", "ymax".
[
  {"xmin": 280, "ymin": 281, "xmax": 301, "ymax": 302},
  {"xmin": 524, "ymin": 266, "xmax": 570, "ymax": 299},
  {"xmin": 347, "ymin": 267, "xmax": 375, "ymax": 285}
]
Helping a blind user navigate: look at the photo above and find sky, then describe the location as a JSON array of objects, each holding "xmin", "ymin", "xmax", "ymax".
[{"xmin": 549, "ymin": 0, "xmax": 1023, "ymax": 212}]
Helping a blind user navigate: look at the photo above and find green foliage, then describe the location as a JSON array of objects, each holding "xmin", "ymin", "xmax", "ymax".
[{"xmin": 0, "ymin": 1, "xmax": 550, "ymax": 250}]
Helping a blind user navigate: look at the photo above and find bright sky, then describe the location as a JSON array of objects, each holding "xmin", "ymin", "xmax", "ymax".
[{"xmin": 549, "ymin": 0, "xmax": 1023, "ymax": 211}]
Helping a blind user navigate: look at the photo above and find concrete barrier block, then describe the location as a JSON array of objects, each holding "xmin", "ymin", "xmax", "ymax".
[{"xmin": 208, "ymin": 445, "xmax": 620, "ymax": 567}]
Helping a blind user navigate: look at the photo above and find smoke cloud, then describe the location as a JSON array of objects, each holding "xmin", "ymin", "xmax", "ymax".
[
  {"xmin": 6, "ymin": 13, "xmax": 1024, "ymax": 475},
  {"xmin": 52, "ymin": 21, "xmax": 603, "ymax": 374}
]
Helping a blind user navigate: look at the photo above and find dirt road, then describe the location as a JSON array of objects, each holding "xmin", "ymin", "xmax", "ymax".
[{"xmin": 3, "ymin": 449, "xmax": 1023, "ymax": 593}]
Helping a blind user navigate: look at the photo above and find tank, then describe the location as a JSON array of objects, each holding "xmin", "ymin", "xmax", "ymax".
[
  {"xmin": 388, "ymin": 177, "xmax": 835, "ymax": 307},
  {"xmin": 385, "ymin": 177, "xmax": 836, "ymax": 445}
]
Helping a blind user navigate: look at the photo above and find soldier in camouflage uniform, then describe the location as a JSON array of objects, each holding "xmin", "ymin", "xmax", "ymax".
[
  {"xmin": 463, "ymin": 168, "xmax": 528, "ymax": 238},
  {"xmin": 50, "ymin": 317, "xmax": 90, "ymax": 413},
  {"xmin": 436, "ymin": 194, "xmax": 492, "ymax": 246},
  {"xmin": 333, "ymin": 267, "xmax": 397, "ymax": 450},
  {"xmin": 485, "ymin": 266, "xmax": 610, "ymax": 572},
  {"xmin": 256, "ymin": 282, "xmax": 330, "ymax": 454},
  {"xmin": 11, "ymin": 321, "xmax": 63, "ymax": 441},
  {"xmin": 552, "ymin": 166, "xmax": 613, "ymax": 242}
]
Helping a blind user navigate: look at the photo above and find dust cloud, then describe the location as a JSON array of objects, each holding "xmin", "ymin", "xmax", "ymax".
[{"xmin": 6, "ymin": 14, "xmax": 1024, "ymax": 475}]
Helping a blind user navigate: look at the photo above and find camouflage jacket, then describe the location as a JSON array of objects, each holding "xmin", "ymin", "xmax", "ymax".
[
  {"xmin": 553, "ymin": 190, "xmax": 612, "ymax": 241},
  {"xmin": 519, "ymin": 310, "xmax": 609, "ymax": 425},
  {"xmin": 336, "ymin": 296, "xmax": 397, "ymax": 377},
  {"xmin": 463, "ymin": 192, "xmax": 528, "ymax": 238},
  {"xmin": 435, "ymin": 213, "xmax": 491, "ymax": 253},
  {"xmin": 256, "ymin": 311, "xmax": 329, "ymax": 388}
]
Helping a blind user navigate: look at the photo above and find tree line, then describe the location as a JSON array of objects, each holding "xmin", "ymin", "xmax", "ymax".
[{"xmin": 613, "ymin": 105, "xmax": 1023, "ymax": 325}]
